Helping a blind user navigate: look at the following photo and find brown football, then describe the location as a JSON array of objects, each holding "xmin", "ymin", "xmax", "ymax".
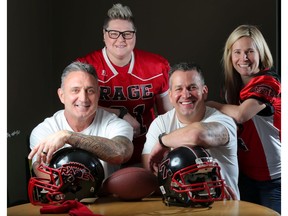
[{"xmin": 102, "ymin": 167, "xmax": 158, "ymax": 201}]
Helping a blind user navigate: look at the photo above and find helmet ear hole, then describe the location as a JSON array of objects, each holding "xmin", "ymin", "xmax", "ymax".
[
  {"xmin": 28, "ymin": 147, "xmax": 105, "ymax": 205},
  {"xmin": 158, "ymin": 146, "xmax": 226, "ymax": 207}
]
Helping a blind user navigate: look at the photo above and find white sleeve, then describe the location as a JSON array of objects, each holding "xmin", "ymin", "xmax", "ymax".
[
  {"xmin": 97, "ymin": 109, "xmax": 133, "ymax": 141},
  {"xmin": 142, "ymin": 109, "xmax": 177, "ymax": 154},
  {"xmin": 142, "ymin": 117, "xmax": 164, "ymax": 154}
]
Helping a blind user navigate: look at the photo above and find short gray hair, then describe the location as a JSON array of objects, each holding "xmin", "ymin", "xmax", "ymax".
[{"xmin": 60, "ymin": 62, "xmax": 98, "ymax": 88}]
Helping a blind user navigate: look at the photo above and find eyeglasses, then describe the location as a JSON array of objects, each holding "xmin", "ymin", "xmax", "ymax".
[{"xmin": 105, "ymin": 29, "xmax": 136, "ymax": 40}]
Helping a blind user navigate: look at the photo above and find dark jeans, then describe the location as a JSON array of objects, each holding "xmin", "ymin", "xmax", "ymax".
[{"xmin": 238, "ymin": 172, "xmax": 281, "ymax": 214}]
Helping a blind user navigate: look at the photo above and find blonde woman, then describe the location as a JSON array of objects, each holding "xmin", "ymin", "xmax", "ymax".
[{"xmin": 207, "ymin": 25, "xmax": 281, "ymax": 214}]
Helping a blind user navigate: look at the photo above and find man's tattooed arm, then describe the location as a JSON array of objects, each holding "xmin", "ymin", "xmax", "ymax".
[
  {"xmin": 28, "ymin": 130, "xmax": 133, "ymax": 167},
  {"xmin": 67, "ymin": 131, "xmax": 133, "ymax": 164},
  {"xmin": 159, "ymin": 122, "xmax": 230, "ymax": 149},
  {"xmin": 198, "ymin": 122, "xmax": 230, "ymax": 147}
]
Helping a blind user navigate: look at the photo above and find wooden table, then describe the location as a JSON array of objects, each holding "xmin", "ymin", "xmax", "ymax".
[{"xmin": 7, "ymin": 196, "xmax": 280, "ymax": 216}]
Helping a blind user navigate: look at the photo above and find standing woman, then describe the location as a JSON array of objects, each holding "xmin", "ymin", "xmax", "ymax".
[
  {"xmin": 207, "ymin": 25, "xmax": 281, "ymax": 214},
  {"xmin": 77, "ymin": 3, "xmax": 173, "ymax": 167}
]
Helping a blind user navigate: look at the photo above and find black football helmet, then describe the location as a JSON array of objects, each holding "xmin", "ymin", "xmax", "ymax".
[
  {"xmin": 158, "ymin": 146, "xmax": 226, "ymax": 207},
  {"xmin": 28, "ymin": 147, "xmax": 105, "ymax": 205}
]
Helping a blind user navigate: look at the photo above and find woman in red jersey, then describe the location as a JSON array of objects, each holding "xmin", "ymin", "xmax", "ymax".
[{"xmin": 207, "ymin": 24, "xmax": 281, "ymax": 214}]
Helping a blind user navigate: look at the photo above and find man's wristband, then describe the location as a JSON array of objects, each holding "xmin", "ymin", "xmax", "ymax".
[
  {"xmin": 118, "ymin": 107, "xmax": 128, "ymax": 119},
  {"xmin": 158, "ymin": 133, "xmax": 168, "ymax": 148}
]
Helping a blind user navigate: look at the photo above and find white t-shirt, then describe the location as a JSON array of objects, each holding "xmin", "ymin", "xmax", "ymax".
[
  {"xmin": 30, "ymin": 108, "xmax": 133, "ymax": 178},
  {"xmin": 142, "ymin": 107, "xmax": 240, "ymax": 199}
]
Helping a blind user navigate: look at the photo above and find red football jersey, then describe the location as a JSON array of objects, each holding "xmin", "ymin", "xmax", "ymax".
[
  {"xmin": 77, "ymin": 48, "xmax": 170, "ymax": 165},
  {"xmin": 237, "ymin": 69, "xmax": 281, "ymax": 181}
]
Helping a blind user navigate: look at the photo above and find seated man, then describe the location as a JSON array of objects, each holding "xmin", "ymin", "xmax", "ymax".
[
  {"xmin": 142, "ymin": 62, "xmax": 240, "ymax": 199},
  {"xmin": 28, "ymin": 62, "xmax": 133, "ymax": 178}
]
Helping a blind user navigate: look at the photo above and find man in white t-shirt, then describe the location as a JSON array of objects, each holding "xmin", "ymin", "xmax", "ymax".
[
  {"xmin": 142, "ymin": 62, "xmax": 240, "ymax": 199},
  {"xmin": 28, "ymin": 62, "xmax": 133, "ymax": 178}
]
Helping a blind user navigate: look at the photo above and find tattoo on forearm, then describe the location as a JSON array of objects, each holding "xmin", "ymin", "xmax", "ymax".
[
  {"xmin": 67, "ymin": 132, "xmax": 130, "ymax": 163},
  {"xmin": 201, "ymin": 122, "xmax": 229, "ymax": 145}
]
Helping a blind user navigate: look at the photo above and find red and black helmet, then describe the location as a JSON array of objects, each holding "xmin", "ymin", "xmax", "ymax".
[
  {"xmin": 28, "ymin": 147, "xmax": 104, "ymax": 205},
  {"xmin": 158, "ymin": 146, "xmax": 226, "ymax": 207}
]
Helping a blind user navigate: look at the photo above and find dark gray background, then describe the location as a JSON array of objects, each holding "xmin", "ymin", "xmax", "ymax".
[{"xmin": 7, "ymin": 0, "xmax": 279, "ymax": 206}]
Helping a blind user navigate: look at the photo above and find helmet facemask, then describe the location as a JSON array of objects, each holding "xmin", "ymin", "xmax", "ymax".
[
  {"xmin": 28, "ymin": 164, "xmax": 66, "ymax": 205},
  {"xmin": 158, "ymin": 146, "xmax": 226, "ymax": 207},
  {"xmin": 28, "ymin": 148, "xmax": 104, "ymax": 205}
]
